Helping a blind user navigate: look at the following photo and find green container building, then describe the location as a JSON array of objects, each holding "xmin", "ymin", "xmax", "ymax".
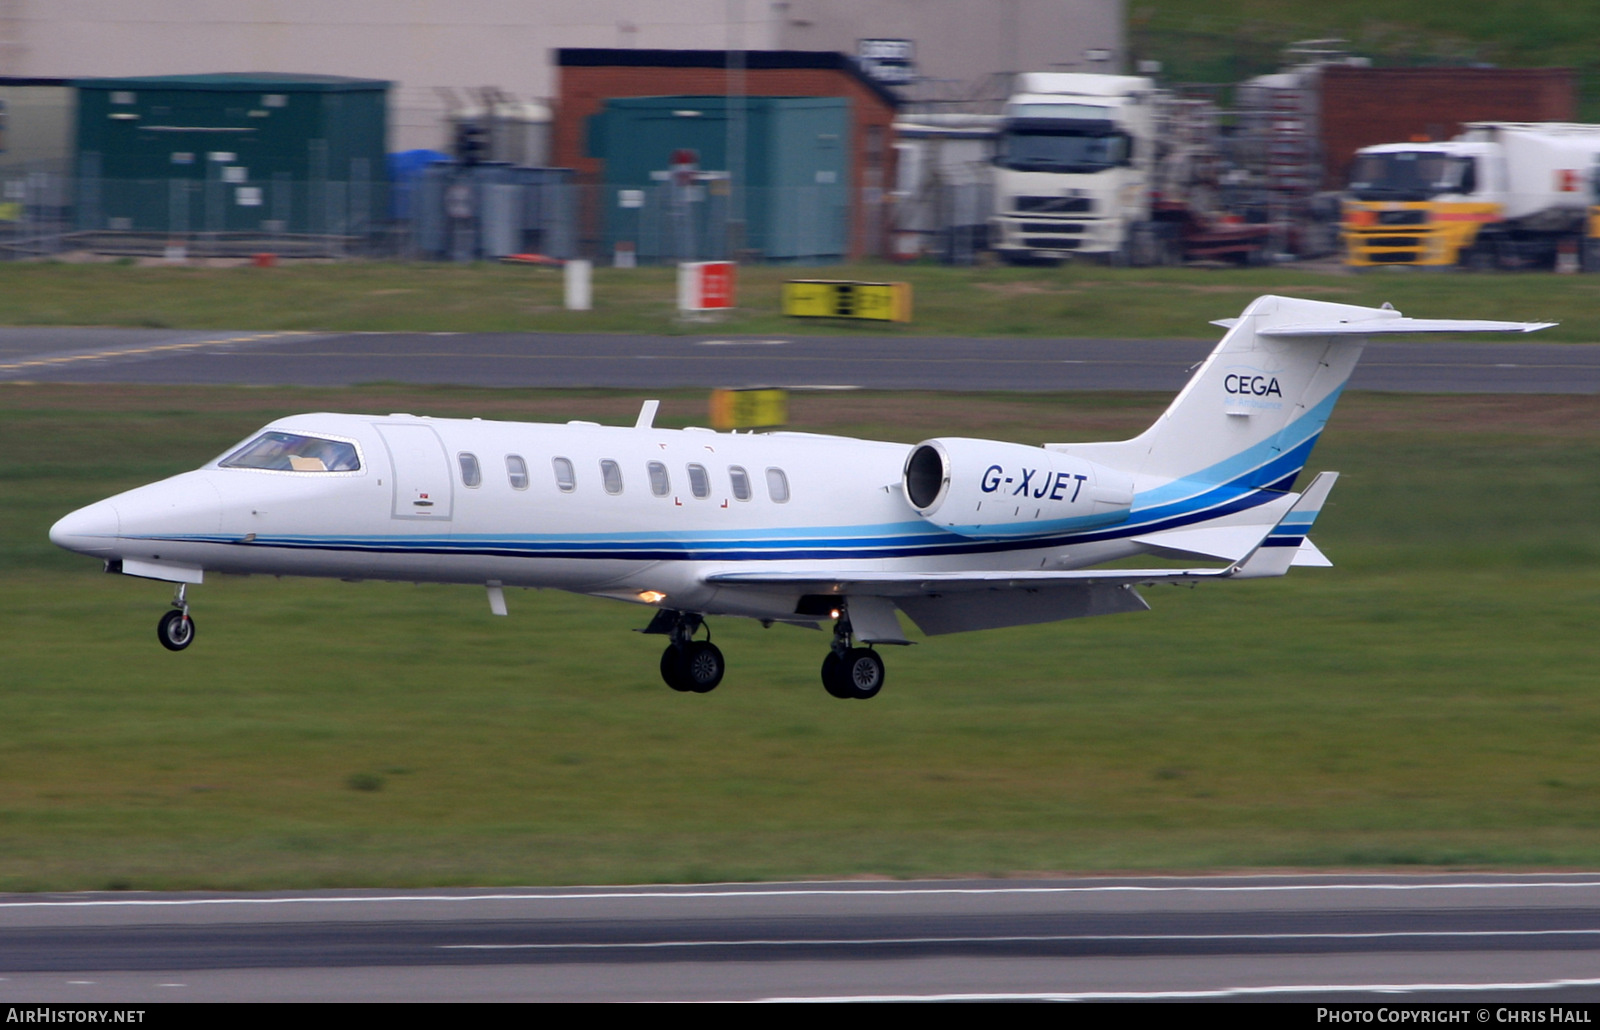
[
  {"xmin": 74, "ymin": 73, "xmax": 389, "ymax": 236},
  {"xmin": 587, "ymin": 95, "xmax": 850, "ymax": 263}
]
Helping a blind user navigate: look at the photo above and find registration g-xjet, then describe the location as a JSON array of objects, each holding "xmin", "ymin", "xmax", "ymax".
[{"xmin": 51, "ymin": 296, "xmax": 1551, "ymax": 700}]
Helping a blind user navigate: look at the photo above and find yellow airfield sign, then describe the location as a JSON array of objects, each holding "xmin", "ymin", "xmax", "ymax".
[
  {"xmin": 782, "ymin": 280, "xmax": 912, "ymax": 322},
  {"xmin": 710, "ymin": 388, "xmax": 789, "ymax": 430}
]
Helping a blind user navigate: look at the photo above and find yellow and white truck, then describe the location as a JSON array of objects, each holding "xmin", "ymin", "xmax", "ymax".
[{"xmin": 1343, "ymin": 122, "xmax": 1600, "ymax": 270}]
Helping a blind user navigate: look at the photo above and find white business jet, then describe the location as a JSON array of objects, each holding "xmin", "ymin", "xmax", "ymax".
[{"xmin": 50, "ymin": 295, "xmax": 1550, "ymax": 700}]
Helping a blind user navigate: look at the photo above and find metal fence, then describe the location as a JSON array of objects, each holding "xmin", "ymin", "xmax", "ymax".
[{"xmin": 1, "ymin": 169, "xmax": 980, "ymax": 265}]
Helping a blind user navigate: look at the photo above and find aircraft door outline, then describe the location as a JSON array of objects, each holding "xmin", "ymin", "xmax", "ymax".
[{"xmin": 376, "ymin": 423, "xmax": 454, "ymax": 520}]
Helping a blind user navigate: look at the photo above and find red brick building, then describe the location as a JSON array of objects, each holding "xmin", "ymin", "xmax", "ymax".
[
  {"xmin": 554, "ymin": 48, "xmax": 899, "ymax": 259},
  {"xmin": 1320, "ymin": 66, "xmax": 1575, "ymax": 188}
]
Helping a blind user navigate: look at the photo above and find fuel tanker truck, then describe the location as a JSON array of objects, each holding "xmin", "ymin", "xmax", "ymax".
[{"xmin": 1342, "ymin": 121, "xmax": 1600, "ymax": 270}]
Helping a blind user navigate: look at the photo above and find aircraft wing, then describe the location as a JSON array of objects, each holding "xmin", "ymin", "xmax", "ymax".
[
  {"xmin": 702, "ymin": 473, "xmax": 1339, "ymax": 638},
  {"xmin": 704, "ymin": 472, "xmax": 1340, "ymax": 595}
]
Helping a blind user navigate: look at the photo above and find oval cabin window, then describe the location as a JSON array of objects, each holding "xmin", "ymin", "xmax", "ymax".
[
  {"xmin": 687, "ymin": 463, "xmax": 710, "ymax": 499},
  {"xmin": 728, "ymin": 465, "xmax": 751, "ymax": 501},
  {"xmin": 601, "ymin": 459, "xmax": 624, "ymax": 495},
  {"xmin": 506, "ymin": 455, "xmax": 529, "ymax": 490},
  {"xmin": 766, "ymin": 467, "xmax": 790, "ymax": 503},
  {"xmin": 552, "ymin": 457, "xmax": 576, "ymax": 492},
  {"xmin": 648, "ymin": 461, "xmax": 670, "ymax": 497}
]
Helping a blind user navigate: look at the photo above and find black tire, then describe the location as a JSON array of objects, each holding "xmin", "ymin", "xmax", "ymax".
[
  {"xmin": 821, "ymin": 651, "xmax": 852, "ymax": 699},
  {"xmin": 157, "ymin": 609, "xmax": 195, "ymax": 652},
  {"xmin": 830, "ymin": 648, "xmax": 885, "ymax": 700},
  {"xmin": 679, "ymin": 640, "xmax": 724, "ymax": 694},
  {"xmin": 660, "ymin": 645, "xmax": 692, "ymax": 691}
]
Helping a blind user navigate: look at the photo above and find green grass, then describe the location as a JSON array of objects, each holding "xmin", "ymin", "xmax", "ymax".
[
  {"xmin": 1, "ymin": 383, "xmax": 1597, "ymax": 889},
  {"xmin": 1131, "ymin": 2, "xmax": 1600, "ymax": 119},
  {"xmin": 3, "ymin": 262, "xmax": 1600, "ymax": 341}
]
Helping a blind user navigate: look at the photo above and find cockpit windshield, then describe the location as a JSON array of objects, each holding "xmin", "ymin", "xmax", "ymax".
[
  {"xmin": 219, "ymin": 431, "xmax": 360, "ymax": 472},
  {"xmin": 1348, "ymin": 152, "xmax": 1477, "ymax": 202}
]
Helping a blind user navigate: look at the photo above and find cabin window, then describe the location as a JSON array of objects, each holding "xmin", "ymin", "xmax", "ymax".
[
  {"xmin": 648, "ymin": 461, "xmax": 670, "ymax": 497},
  {"xmin": 687, "ymin": 463, "xmax": 710, "ymax": 499},
  {"xmin": 506, "ymin": 455, "xmax": 529, "ymax": 490},
  {"xmin": 601, "ymin": 459, "xmax": 624, "ymax": 495},
  {"xmin": 553, "ymin": 457, "xmax": 576, "ymax": 493},
  {"xmin": 458, "ymin": 452, "xmax": 482, "ymax": 488},
  {"xmin": 728, "ymin": 465, "xmax": 751, "ymax": 501},
  {"xmin": 766, "ymin": 467, "xmax": 790, "ymax": 503},
  {"xmin": 220, "ymin": 431, "xmax": 359, "ymax": 472}
]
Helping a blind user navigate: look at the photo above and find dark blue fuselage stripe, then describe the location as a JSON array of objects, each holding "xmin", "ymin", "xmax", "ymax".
[{"xmin": 148, "ymin": 430, "xmax": 1328, "ymax": 564}]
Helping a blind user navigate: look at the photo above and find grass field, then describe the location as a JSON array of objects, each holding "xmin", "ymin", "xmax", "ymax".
[
  {"xmin": 3, "ymin": 261, "xmax": 1600, "ymax": 341},
  {"xmin": 3, "ymin": 382, "xmax": 1598, "ymax": 890},
  {"xmin": 1131, "ymin": 2, "xmax": 1600, "ymax": 119}
]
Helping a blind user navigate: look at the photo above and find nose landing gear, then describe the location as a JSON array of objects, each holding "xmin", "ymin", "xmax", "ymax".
[{"xmin": 157, "ymin": 583, "xmax": 196, "ymax": 652}]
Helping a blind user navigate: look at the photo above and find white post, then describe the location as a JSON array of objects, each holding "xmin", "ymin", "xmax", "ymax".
[
  {"xmin": 564, "ymin": 259, "xmax": 592, "ymax": 310},
  {"xmin": 677, "ymin": 261, "xmax": 699, "ymax": 313}
]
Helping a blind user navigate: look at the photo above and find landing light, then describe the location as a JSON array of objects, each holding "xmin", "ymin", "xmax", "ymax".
[{"xmin": 639, "ymin": 590, "xmax": 667, "ymax": 604}]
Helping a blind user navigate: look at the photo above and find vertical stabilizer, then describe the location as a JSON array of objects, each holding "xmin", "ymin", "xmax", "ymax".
[
  {"xmin": 1051, "ymin": 296, "xmax": 1550, "ymax": 509},
  {"xmin": 1057, "ymin": 296, "xmax": 1375, "ymax": 494}
]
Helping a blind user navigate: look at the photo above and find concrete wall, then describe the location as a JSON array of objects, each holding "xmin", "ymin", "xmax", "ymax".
[
  {"xmin": 1, "ymin": 1, "xmax": 781, "ymax": 152},
  {"xmin": 775, "ymin": 0, "xmax": 1125, "ymax": 103},
  {"xmin": 1, "ymin": 1, "xmax": 1123, "ymax": 151}
]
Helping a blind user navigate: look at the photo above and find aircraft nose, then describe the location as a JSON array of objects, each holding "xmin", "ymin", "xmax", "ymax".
[{"xmin": 49, "ymin": 498, "xmax": 122, "ymax": 557}]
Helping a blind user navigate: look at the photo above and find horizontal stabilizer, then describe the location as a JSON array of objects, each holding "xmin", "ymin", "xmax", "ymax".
[{"xmin": 1258, "ymin": 317, "xmax": 1555, "ymax": 337}]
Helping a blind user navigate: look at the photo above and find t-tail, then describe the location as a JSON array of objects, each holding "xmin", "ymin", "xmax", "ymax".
[{"xmin": 1054, "ymin": 295, "xmax": 1554, "ymax": 508}]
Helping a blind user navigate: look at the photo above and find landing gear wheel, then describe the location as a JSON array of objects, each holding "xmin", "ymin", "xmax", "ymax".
[
  {"xmin": 679, "ymin": 640, "xmax": 724, "ymax": 693},
  {"xmin": 157, "ymin": 609, "xmax": 195, "ymax": 651},
  {"xmin": 661, "ymin": 641, "xmax": 724, "ymax": 693},
  {"xmin": 661, "ymin": 645, "xmax": 693, "ymax": 692},
  {"xmin": 821, "ymin": 651, "xmax": 850, "ymax": 699},
  {"xmin": 823, "ymin": 648, "xmax": 884, "ymax": 700}
]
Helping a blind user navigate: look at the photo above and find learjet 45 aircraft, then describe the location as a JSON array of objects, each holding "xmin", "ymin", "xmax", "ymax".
[{"xmin": 50, "ymin": 295, "xmax": 1550, "ymax": 700}]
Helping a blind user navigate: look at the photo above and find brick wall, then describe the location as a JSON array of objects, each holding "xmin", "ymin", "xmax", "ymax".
[
  {"xmin": 1321, "ymin": 66, "xmax": 1575, "ymax": 188},
  {"xmin": 556, "ymin": 57, "xmax": 897, "ymax": 259}
]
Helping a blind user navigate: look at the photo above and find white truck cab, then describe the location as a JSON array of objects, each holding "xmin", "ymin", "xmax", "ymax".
[{"xmin": 988, "ymin": 73, "xmax": 1157, "ymax": 264}]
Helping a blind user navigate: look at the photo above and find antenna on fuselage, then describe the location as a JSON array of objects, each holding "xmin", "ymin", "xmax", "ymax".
[{"xmin": 635, "ymin": 399, "xmax": 661, "ymax": 429}]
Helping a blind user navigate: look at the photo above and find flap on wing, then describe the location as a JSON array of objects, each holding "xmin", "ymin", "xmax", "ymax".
[
  {"xmin": 703, "ymin": 566, "xmax": 1236, "ymax": 596},
  {"xmin": 1130, "ymin": 524, "xmax": 1269, "ymax": 562}
]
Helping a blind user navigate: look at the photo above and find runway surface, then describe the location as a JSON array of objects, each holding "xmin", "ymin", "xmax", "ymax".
[
  {"xmin": 6, "ymin": 875, "xmax": 1600, "ymax": 1002},
  {"xmin": 3, "ymin": 328, "xmax": 1599, "ymax": 392}
]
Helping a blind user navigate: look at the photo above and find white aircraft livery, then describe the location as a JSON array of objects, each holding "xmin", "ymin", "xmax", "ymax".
[{"xmin": 50, "ymin": 296, "xmax": 1551, "ymax": 700}]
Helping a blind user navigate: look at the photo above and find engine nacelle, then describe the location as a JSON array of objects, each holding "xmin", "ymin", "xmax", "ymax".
[{"xmin": 903, "ymin": 437, "xmax": 1135, "ymax": 538}]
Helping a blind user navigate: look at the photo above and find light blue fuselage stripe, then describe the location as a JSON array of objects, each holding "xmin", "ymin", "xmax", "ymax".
[{"xmin": 141, "ymin": 398, "xmax": 1337, "ymax": 563}]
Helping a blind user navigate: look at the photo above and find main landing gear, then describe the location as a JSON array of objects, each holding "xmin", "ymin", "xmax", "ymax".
[
  {"xmin": 821, "ymin": 613, "xmax": 884, "ymax": 700},
  {"xmin": 157, "ymin": 583, "xmax": 196, "ymax": 652},
  {"xmin": 644, "ymin": 606, "xmax": 888, "ymax": 700},
  {"xmin": 656, "ymin": 612, "xmax": 725, "ymax": 694}
]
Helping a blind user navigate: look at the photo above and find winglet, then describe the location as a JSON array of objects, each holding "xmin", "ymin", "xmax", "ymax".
[
  {"xmin": 635, "ymin": 399, "xmax": 660, "ymax": 429},
  {"xmin": 1228, "ymin": 472, "xmax": 1339, "ymax": 580}
]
